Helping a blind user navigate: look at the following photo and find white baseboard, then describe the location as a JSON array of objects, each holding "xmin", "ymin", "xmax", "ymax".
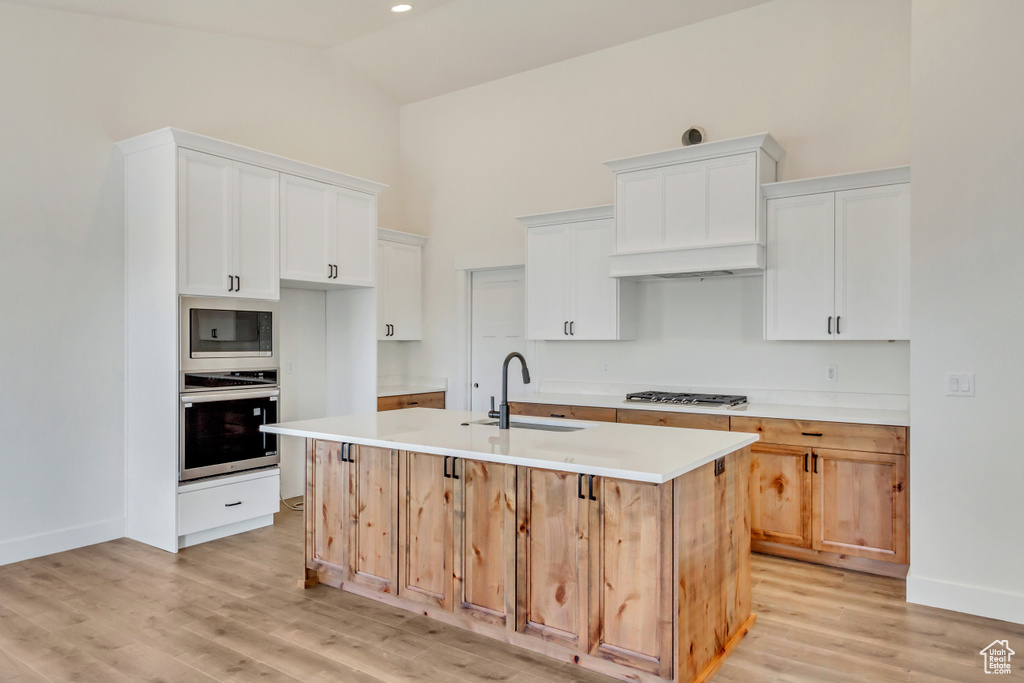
[
  {"xmin": 907, "ymin": 574, "xmax": 1024, "ymax": 626},
  {"xmin": 177, "ymin": 514, "xmax": 274, "ymax": 549},
  {"xmin": 0, "ymin": 516, "xmax": 125, "ymax": 566}
]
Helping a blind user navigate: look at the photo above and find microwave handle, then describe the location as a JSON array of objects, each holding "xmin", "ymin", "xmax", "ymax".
[{"xmin": 181, "ymin": 388, "xmax": 280, "ymax": 404}]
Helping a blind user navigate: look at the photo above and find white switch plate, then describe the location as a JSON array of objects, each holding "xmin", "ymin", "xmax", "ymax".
[
  {"xmin": 825, "ymin": 365, "xmax": 837, "ymax": 382},
  {"xmin": 946, "ymin": 373, "xmax": 974, "ymax": 396}
]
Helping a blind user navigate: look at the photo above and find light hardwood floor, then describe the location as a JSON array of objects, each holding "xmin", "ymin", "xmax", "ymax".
[{"xmin": 1, "ymin": 503, "xmax": 1021, "ymax": 682}]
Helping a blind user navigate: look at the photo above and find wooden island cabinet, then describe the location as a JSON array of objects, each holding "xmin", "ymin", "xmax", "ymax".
[{"xmin": 296, "ymin": 431, "xmax": 754, "ymax": 683}]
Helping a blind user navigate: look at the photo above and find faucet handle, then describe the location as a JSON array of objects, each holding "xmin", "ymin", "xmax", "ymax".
[{"xmin": 490, "ymin": 396, "xmax": 495, "ymax": 412}]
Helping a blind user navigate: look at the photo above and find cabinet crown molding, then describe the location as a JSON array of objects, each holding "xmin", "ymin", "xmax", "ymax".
[
  {"xmin": 603, "ymin": 133, "xmax": 784, "ymax": 173},
  {"xmin": 377, "ymin": 227, "xmax": 428, "ymax": 246},
  {"xmin": 116, "ymin": 127, "xmax": 387, "ymax": 196},
  {"xmin": 515, "ymin": 204, "xmax": 613, "ymax": 229},
  {"xmin": 762, "ymin": 166, "xmax": 910, "ymax": 199}
]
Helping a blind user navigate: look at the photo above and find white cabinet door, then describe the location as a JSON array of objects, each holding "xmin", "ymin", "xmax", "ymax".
[
  {"xmin": 706, "ymin": 152, "xmax": 757, "ymax": 245},
  {"xmin": 384, "ymin": 241, "xmax": 422, "ymax": 340},
  {"xmin": 663, "ymin": 164, "xmax": 706, "ymax": 248},
  {"xmin": 280, "ymin": 174, "xmax": 332, "ymax": 284},
  {"xmin": 333, "ymin": 187, "xmax": 376, "ymax": 288},
  {"xmin": 834, "ymin": 184, "xmax": 910, "ymax": 340},
  {"xmin": 571, "ymin": 220, "xmax": 618, "ymax": 340},
  {"xmin": 526, "ymin": 224, "xmax": 571, "ymax": 340},
  {"xmin": 178, "ymin": 149, "xmax": 233, "ymax": 297},
  {"xmin": 376, "ymin": 241, "xmax": 389, "ymax": 340},
  {"xmin": 765, "ymin": 193, "xmax": 836, "ymax": 340},
  {"xmin": 234, "ymin": 163, "xmax": 279, "ymax": 300},
  {"xmin": 616, "ymin": 170, "xmax": 663, "ymax": 253}
]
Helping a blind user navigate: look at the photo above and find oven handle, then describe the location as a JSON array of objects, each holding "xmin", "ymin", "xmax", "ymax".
[{"xmin": 181, "ymin": 388, "xmax": 280, "ymax": 404}]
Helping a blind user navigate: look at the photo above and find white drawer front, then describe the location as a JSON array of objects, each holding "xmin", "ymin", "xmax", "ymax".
[{"xmin": 179, "ymin": 473, "xmax": 280, "ymax": 536}]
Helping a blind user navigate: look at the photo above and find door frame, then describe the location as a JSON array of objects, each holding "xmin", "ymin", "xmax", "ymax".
[{"xmin": 455, "ymin": 253, "xmax": 536, "ymax": 411}]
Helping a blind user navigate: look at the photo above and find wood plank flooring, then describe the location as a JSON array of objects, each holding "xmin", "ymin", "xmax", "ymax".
[{"xmin": 1, "ymin": 502, "xmax": 1022, "ymax": 682}]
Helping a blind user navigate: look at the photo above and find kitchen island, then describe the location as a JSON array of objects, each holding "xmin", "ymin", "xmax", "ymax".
[{"xmin": 262, "ymin": 408, "xmax": 759, "ymax": 683}]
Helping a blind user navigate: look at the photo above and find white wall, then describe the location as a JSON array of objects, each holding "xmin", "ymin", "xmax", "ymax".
[
  {"xmin": 397, "ymin": 0, "xmax": 911, "ymax": 409},
  {"xmin": 0, "ymin": 2, "xmax": 400, "ymax": 563},
  {"xmin": 907, "ymin": 0, "xmax": 1024, "ymax": 624}
]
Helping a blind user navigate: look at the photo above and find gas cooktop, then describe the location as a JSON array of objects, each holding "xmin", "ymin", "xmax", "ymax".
[{"xmin": 625, "ymin": 391, "xmax": 747, "ymax": 408}]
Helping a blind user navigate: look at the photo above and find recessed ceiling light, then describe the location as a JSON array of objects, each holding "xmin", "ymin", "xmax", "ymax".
[{"xmin": 391, "ymin": 4, "xmax": 412, "ymax": 12}]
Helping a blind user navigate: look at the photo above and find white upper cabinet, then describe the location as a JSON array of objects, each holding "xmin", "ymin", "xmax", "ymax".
[
  {"xmin": 178, "ymin": 148, "xmax": 279, "ymax": 300},
  {"xmin": 604, "ymin": 134, "xmax": 783, "ymax": 279},
  {"xmin": 764, "ymin": 167, "xmax": 910, "ymax": 341},
  {"xmin": 378, "ymin": 230, "xmax": 426, "ymax": 341},
  {"xmin": 280, "ymin": 174, "xmax": 377, "ymax": 289},
  {"xmin": 520, "ymin": 206, "xmax": 635, "ymax": 341}
]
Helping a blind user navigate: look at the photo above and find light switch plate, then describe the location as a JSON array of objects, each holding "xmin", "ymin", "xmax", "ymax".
[{"xmin": 946, "ymin": 373, "xmax": 975, "ymax": 396}]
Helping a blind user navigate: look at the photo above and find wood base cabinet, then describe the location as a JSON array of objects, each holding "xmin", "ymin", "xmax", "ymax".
[{"xmin": 305, "ymin": 439, "xmax": 753, "ymax": 683}]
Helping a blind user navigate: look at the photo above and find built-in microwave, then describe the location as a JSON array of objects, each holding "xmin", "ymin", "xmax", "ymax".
[{"xmin": 188, "ymin": 308, "xmax": 272, "ymax": 359}]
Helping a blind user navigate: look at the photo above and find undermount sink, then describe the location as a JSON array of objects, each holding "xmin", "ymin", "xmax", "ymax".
[{"xmin": 470, "ymin": 418, "xmax": 587, "ymax": 433}]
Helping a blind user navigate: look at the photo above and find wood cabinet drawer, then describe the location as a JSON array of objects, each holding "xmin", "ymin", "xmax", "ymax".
[
  {"xmin": 179, "ymin": 472, "xmax": 280, "ymax": 536},
  {"xmin": 617, "ymin": 408, "xmax": 729, "ymax": 431},
  {"xmin": 509, "ymin": 402, "xmax": 617, "ymax": 422},
  {"xmin": 378, "ymin": 391, "xmax": 445, "ymax": 412},
  {"xmin": 731, "ymin": 416, "xmax": 907, "ymax": 454}
]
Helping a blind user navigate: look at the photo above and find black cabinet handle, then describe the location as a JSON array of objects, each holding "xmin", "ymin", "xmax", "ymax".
[
  {"xmin": 577, "ymin": 473, "xmax": 584, "ymax": 500},
  {"xmin": 813, "ymin": 453, "xmax": 819, "ymax": 474},
  {"xmin": 827, "ymin": 315, "xmax": 832, "ymax": 335},
  {"xmin": 804, "ymin": 453, "xmax": 809, "ymax": 472},
  {"xmin": 564, "ymin": 321, "xmax": 569, "ymax": 336},
  {"xmin": 235, "ymin": 275, "xmax": 240, "ymax": 291},
  {"xmin": 333, "ymin": 265, "xmax": 338, "ymax": 279},
  {"xmin": 801, "ymin": 432, "xmax": 823, "ymax": 437},
  {"xmin": 836, "ymin": 316, "xmax": 841, "ymax": 335},
  {"xmin": 550, "ymin": 413, "xmax": 566, "ymax": 418},
  {"xmin": 570, "ymin": 321, "xmax": 575, "ymax": 336},
  {"xmin": 225, "ymin": 501, "xmax": 242, "ymax": 507},
  {"xmin": 588, "ymin": 475, "xmax": 596, "ymax": 501},
  {"xmin": 228, "ymin": 275, "xmax": 234, "ymax": 292},
  {"xmin": 451, "ymin": 458, "xmax": 459, "ymax": 480}
]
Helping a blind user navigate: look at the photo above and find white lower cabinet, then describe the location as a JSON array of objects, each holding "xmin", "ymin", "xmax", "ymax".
[
  {"xmin": 764, "ymin": 168, "xmax": 910, "ymax": 341},
  {"xmin": 178, "ymin": 469, "xmax": 280, "ymax": 547},
  {"xmin": 520, "ymin": 205, "xmax": 634, "ymax": 340},
  {"xmin": 378, "ymin": 229, "xmax": 426, "ymax": 340}
]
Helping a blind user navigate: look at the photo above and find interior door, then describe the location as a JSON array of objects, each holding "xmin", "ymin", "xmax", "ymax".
[
  {"xmin": 347, "ymin": 445, "xmax": 399, "ymax": 593},
  {"xmin": 765, "ymin": 192, "xmax": 836, "ymax": 340},
  {"xmin": 280, "ymin": 174, "xmax": 332, "ymax": 284},
  {"xmin": 470, "ymin": 267, "xmax": 527, "ymax": 413},
  {"xmin": 525, "ymin": 225, "xmax": 570, "ymax": 339},
  {"xmin": 515, "ymin": 467, "xmax": 589, "ymax": 652},
  {"xmin": 570, "ymin": 219, "xmax": 617, "ymax": 340},
  {"xmin": 178, "ymin": 149, "xmax": 233, "ymax": 297},
  {"xmin": 750, "ymin": 443, "xmax": 812, "ymax": 548},
  {"xmin": 397, "ymin": 451, "xmax": 453, "ymax": 610},
  {"xmin": 233, "ymin": 161, "xmax": 280, "ymax": 300},
  {"xmin": 834, "ymin": 183, "xmax": 911, "ymax": 340},
  {"xmin": 811, "ymin": 448, "xmax": 907, "ymax": 563}
]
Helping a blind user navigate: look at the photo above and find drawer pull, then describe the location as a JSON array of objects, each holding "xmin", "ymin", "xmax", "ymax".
[
  {"xmin": 801, "ymin": 432, "xmax": 824, "ymax": 437},
  {"xmin": 407, "ymin": 401, "xmax": 419, "ymax": 406},
  {"xmin": 550, "ymin": 413, "xmax": 566, "ymax": 418},
  {"xmin": 225, "ymin": 501, "xmax": 242, "ymax": 507},
  {"xmin": 577, "ymin": 473, "xmax": 584, "ymax": 500}
]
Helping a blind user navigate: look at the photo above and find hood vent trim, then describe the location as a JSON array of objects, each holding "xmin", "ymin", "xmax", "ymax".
[{"xmin": 609, "ymin": 242, "xmax": 765, "ymax": 280}]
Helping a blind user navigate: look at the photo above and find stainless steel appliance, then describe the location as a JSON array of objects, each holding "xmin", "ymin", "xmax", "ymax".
[
  {"xmin": 625, "ymin": 391, "xmax": 748, "ymax": 408},
  {"xmin": 180, "ymin": 370, "xmax": 280, "ymax": 482},
  {"xmin": 188, "ymin": 308, "xmax": 272, "ymax": 359}
]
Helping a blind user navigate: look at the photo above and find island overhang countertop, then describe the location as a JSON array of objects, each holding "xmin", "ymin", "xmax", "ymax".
[{"xmin": 261, "ymin": 407, "xmax": 758, "ymax": 484}]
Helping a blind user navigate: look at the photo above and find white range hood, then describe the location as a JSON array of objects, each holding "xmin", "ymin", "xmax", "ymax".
[{"xmin": 604, "ymin": 133, "xmax": 784, "ymax": 280}]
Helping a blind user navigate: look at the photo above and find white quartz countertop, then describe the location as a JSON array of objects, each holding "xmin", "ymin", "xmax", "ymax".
[
  {"xmin": 261, "ymin": 408, "xmax": 758, "ymax": 484},
  {"xmin": 511, "ymin": 392, "xmax": 910, "ymax": 427},
  {"xmin": 377, "ymin": 385, "xmax": 447, "ymax": 398}
]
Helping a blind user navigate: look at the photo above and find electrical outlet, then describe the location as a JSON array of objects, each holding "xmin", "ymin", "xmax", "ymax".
[
  {"xmin": 287, "ymin": 361, "xmax": 294, "ymax": 374},
  {"xmin": 946, "ymin": 373, "xmax": 975, "ymax": 396},
  {"xmin": 602, "ymin": 361, "xmax": 609, "ymax": 375},
  {"xmin": 825, "ymin": 365, "xmax": 837, "ymax": 382}
]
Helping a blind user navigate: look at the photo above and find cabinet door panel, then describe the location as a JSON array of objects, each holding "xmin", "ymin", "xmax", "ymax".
[
  {"xmin": 812, "ymin": 449, "xmax": 907, "ymax": 563},
  {"xmin": 707, "ymin": 153, "xmax": 757, "ymax": 244},
  {"xmin": 617, "ymin": 409, "xmax": 729, "ymax": 431},
  {"xmin": 334, "ymin": 187, "xmax": 376, "ymax": 287},
  {"xmin": 454, "ymin": 460, "xmax": 514, "ymax": 625},
  {"xmin": 750, "ymin": 444, "xmax": 812, "ymax": 548},
  {"xmin": 590, "ymin": 478, "xmax": 673, "ymax": 677},
  {"xmin": 348, "ymin": 446, "xmax": 398, "ymax": 593},
  {"xmin": 280, "ymin": 175, "xmax": 332, "ymax": 284},
  {"xmin": 663, "ymin": 164, "xmax": 707, "ymax": 248},
  {"xmin": 834, "ymin": 184, "xmax": 910, "ymax": 340},
  {"xmin": 312, "ymin": 441, "xmax": 347, "ymax": 573},
  {"xmin": 516, "ymin": 467, "xmax": 588, "ymax": 651},
  {"xmin": 178, "ymin": 149, "xmax": 232, "ymax": 297},
  {"xmin": 376, "ymin": 241, "xmax": 388, "ymax": 340},
  {"xmin": 398, "ymin": 451, "xmax": 452, "ymax": 609},
  {"xmin": 571, "ymin": 219, "xmax": 618, "ymax": 340},
  {"xmin": 616, "ymin": 171, "xmax": 663, "ymax": 252},
  {"xmin": 384, "ymin": 241, "xmax": 422, "ymax": 340},
  {"xmin": 526, "ymin": 225, "xmax": 571, "ymax": 340},
  {"xmin": 234, "ymin": 162, "xmax": 279, "ymax": 300},
  {"xmin": 765, "ymin": 193, "xmax": 836, "ymax": 340}
]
